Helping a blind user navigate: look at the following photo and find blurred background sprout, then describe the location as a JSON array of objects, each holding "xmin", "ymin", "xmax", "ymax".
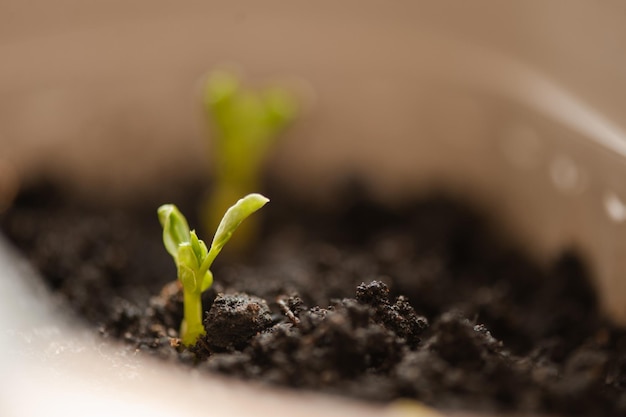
[{"xmin": 202, "ymin": 69, "xmax": 298, "ymax": 250}]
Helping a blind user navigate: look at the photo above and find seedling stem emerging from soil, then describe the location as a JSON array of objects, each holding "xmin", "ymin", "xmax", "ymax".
[{"xmin": 158, "ymin": 193, "xmax": 269, "ymax": 345}]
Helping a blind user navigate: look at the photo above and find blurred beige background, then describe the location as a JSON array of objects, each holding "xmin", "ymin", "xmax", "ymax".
[{"xmin": 2, "ymin": 0, "xmax": 626, "ymax": 195}]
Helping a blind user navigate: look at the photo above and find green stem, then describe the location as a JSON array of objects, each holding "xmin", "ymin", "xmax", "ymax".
[
  {"xmin": 181, "ymin": 290, "xmax": 205, "ymax": 346},
  {"xmin": 198, "ymin": 247, "xmax": 219, "ymax": 280}
]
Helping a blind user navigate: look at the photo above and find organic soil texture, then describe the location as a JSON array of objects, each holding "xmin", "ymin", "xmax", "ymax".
[{"xmin": 3, "ymin": 180, "xmax": 626, "ymax": 416}]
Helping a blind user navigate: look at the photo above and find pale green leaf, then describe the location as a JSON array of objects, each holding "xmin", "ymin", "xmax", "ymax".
[
  {"xmin": 178, "ymin": 264, "xmax": 197, "ymax": 293},
  {"xmin": 177, "ymin": 243, "xmax": 199, "ymax": 271},
  {"xmin": 204, "ymin": 70, "xmax": 239, "ymax": 110},
  {"xmin": 200, "ymin": 270, "xmax": 214, "ymax": 292},
  {"xmin": 197, "ymin": 193, "xmax": 269, "ymax": 278},
  {"xmin": 190, "ymin": 230, "xmax": 208, "ymax": 263},
  {"xmin": 211, "ymin": 193, "xmax": 269, "ymax": 253},
  {"xmin": 264, "ymin": 87, "xmax": 298, "ymax": 130},
  {"xmin": 158, "ymin": 204, "xmax": 191, "ymax": 259}
]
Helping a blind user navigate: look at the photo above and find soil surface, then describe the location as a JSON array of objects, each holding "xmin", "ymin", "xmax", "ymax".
[{"xmin": 3, "ymin": 180, "xmax": 626, "ymax": 416}]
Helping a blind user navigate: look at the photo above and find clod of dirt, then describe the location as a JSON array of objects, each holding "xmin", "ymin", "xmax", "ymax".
[
  {"xmin": 426, "ymin": 312, "xmax": 502, "ymax": 369},
  {"xmin": 356, "ymin": 281, "xmax": 429, "ymax": 348},
  {"xmin": 202, "ymin": 293, "xmax": 273, "ymax": 351}
]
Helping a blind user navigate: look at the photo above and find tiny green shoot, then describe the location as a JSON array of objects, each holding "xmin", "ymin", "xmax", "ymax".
[
  {"xmin": 202, "ymin": 69, "xmax": 297, "ymax": 247},
  {"xmin": 158, "ymin": 193, "xmax": 269, "ymax": 346}
]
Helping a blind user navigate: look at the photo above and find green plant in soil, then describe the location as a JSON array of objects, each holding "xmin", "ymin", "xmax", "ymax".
[
  {"xmin": 201, "ymin": 69, "xmax": 297, "ymax": 249},
  {"xmin": 158, "ymin": 193, "xmax": 269, "ymax": 346}
]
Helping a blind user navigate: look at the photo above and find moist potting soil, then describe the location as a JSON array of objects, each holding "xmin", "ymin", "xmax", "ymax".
[{"xmin": 2, "ymin": 179, "xmax": 626, "ymax": 416}]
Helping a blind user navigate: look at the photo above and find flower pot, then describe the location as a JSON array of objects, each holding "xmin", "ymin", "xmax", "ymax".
[{"xmin": 2, "ymin": 2, "xmax": 626, "ymax": 416}]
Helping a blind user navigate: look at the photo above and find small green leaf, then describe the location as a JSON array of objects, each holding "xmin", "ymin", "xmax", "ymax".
[
  {"xmin": 197, "ymin": 193, "xmax": 269, "ymax": 278},
  {"xmin": 200, "ymin": 270, "xmax": 214, "ymax": 292},
  {"xmin": 264, "ymin": 87, "xmax": 298, "ymax": 130},
  {"xmin": 190, "ymin": 230, "xmax": 208, "ymax": 263},
  {"xmin": 211, "ymin": 193, "xmax": 269, "ymax": 253},
  {"xmin": 158, "ymin": 204, "xmax": 191, "ymax": 259},
  {"xmin": 205, "ymin": 70, "xmax": 239, "ymax": 106},
  {"xmin": 178, "ymin": 264, "xmax": 197, "ymax": 293},
  {"xmin": 178, "ymin": 243, "xmax": 199, "ymax": 270}
]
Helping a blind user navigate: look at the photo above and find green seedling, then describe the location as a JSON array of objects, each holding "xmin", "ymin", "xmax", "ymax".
[
  {"xmin": 158, "ymin": 193, "xmax": 269, "ymax": 346},
  {"xmin": 202, "ymin": 69, "xmax": 297, "ymax": 248}
]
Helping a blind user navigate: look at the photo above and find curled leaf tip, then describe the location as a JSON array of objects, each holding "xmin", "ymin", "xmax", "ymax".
[
  {"xmin": 245, "ymin": 193, "xmax": 270, "ymax": 206},
  {"xmin": 158, "ymin": 203, "xmax": 191, "ymax": 259}
]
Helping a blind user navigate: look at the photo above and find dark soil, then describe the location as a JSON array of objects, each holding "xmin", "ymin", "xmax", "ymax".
[{"xmin": 3, "ymin": 179, "xmax": 626, "ymax": 416}]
